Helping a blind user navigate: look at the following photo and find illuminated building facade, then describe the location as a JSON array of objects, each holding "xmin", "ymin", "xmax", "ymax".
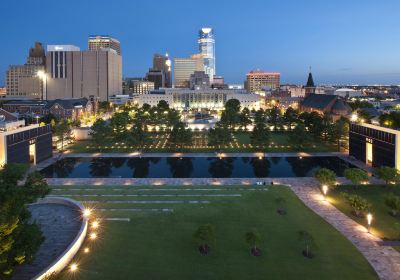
[
  {"xmin": 45, "ymin": 45, "xmax": 122, "ymax": 101},
  {"xmin": 174, "ymin": 55, "xmax": 203, "ymax": 88},
  {"xmin": 136, "ymin": 89, "xmax": 260, "ymax": 111},
  {"xmin": 198, "ymin": 28, "xmax": 215, "ymax": 83},
  {"xmin": 245, "ymin": 71, "xmax": 280, "ymax": 92},
  {"xmin": 349, "ymin": 123, "xmax": 400, "ymax": 171},
  {"xmin": 6, "ymin": 42, "xmax": 45, "ymax": 99},
  {"xmin": 88, "ymin": 35, "xmax": 121, "ymax": 55}
]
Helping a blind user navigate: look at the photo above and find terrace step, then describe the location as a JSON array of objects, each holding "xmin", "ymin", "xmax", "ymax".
[
  {"xmin": 81, "ymin": 200, "xmax": 210, "ymax": 204},
  {"xmin": 98, "ymin": 208, "xmax": 173, "ymax": 212}
]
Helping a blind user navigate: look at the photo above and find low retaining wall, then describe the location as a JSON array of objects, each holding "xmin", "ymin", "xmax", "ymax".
[{"xmin": 32, "ymin": 197, "xmax": 88, "ymax": 280}]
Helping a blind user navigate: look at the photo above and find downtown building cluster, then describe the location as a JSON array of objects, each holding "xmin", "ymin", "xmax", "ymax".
[{"xmin": 6, "ymin": 36, "xmax": 122, "ymax": 101}]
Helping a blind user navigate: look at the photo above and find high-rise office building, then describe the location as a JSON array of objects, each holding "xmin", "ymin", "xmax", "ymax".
[
  {"xmin": 88, "ymin": 35, "xmax": 121, "ymax": 55},
  {"xmin": 174, "ymin": 54, "xmax": 203, "ymax": 88},
  {"xmin": 245, "ymin": 70, "xmax": 281, "ymax": 92},
  {"xmin": 146, "ymin": 69, "xmax": 164, "ymax": 90},
  {"xmin": 26, "ymin": 42, "xmax": 46, "ymax": 65},
  {"xmin": 45, "ymin": 45, "xmax": 122, "ymax": 101},
  {"xmin": 198, "ymin": 28, "xmax": 215, "ymax": 83},
  {"xmin": 152, "ymin": 53, "xmax": 172, "ymax": 88},
  {"xmin": 6, "ymin": 42, "xmax": 45, "ymax": 99}
]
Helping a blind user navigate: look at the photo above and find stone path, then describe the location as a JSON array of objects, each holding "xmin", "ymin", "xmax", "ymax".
[{"xmin": 288, "ymin": 178, "xmax": 400, "ymax": 280}]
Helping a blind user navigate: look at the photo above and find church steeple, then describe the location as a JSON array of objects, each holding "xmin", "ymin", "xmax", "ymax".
[{"xmin": 305, "ymin": 67, "xmax": 316, "ymax": 97}]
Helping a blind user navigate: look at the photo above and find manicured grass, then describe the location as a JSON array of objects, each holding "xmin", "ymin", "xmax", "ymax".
[
  {"xmin": 67, "ymin": 131, "xmax": 337, "ymax": 153},
  {"xmin": 54, "ymin": 185, "xmax": 376, "ymax": 280},
  {"xmin": 329, "ymin": 184, "xmax": 400, "ymax": 240}
]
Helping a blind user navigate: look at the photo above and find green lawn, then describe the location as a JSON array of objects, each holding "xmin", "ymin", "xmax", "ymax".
[
  {"xmin": 53, "ymin": 185, "xmax": 376, "ymax": 280},
  {"xmin": 329, "ymin": 184, "xmax": 400, "ymax": 241},
  {"xmin": 68, "ymin": 131, "xmax": 337, "ymax": 153}
]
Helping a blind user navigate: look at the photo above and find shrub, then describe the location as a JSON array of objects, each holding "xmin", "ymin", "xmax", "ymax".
[
  {"xmin": 384, "ymin": 193, "xmax": 400, "ymax": 217},
  {"xmin": 342, "ymin": 193, "xmax": 371, "ymax": 217},
  {"xmin": 376, "ymin": 166, "xmax": 399, "ymax": 184},
  {"xmin": 314, "ymin": 168, "xmax": 337, "ymax": 187},
  {"xmin": 344, "ymin": 168, "xmax": 368, "ymax": 185}
]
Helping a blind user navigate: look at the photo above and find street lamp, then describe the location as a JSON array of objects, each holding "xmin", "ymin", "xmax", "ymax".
[
  {"xmin": 366, "ymin": 213, "xmax": 373, "ymax": 233},
  {"xmin": 350, "ymin": 113, "xmax": 358, "ymax": 122},
  {"xmin": 37, "ymin": 70, "xmax": 47, "ymax": 100}
]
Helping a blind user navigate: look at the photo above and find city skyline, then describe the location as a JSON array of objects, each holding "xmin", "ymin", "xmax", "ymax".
[{"xmin": 1, "ymin": 0, "xmax": 400, "ymax": 85}]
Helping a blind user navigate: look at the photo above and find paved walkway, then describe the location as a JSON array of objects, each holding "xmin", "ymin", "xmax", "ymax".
[
  {"xmin": 287, "ymin": 178, "xmax": 400, "ymax": 280},
  {"xmin": 11, "ymin": 203, "xmax": 81, "ymax": 280}
]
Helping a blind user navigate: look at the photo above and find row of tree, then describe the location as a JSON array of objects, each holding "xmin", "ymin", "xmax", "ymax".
[
  {"xmin": 193, "ymin": 224, "xmax": 316, "ymax": 258},
  {"xmin": 89, "ymin": 99, "xmax": 350, "ymax": 151}
]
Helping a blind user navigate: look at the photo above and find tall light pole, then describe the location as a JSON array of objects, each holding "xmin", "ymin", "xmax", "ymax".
[{"xmin": 37, "ymin": 70, "xmax": 47, "ymax": 100}]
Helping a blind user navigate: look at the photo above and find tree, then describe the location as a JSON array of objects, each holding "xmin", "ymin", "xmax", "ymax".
[
  {"xmin": 166, "ymin": 109, "xmax": 181, "ymax": 131},
  {"xmin": 54, "ymin": 120, "xmax": 73, "ymax": 152},
  {"xmin": 298, "ymin": 230, "xmax": 316, "ymax": 258},
  {"xmin": 126, "ymin": 120, "xmax": 149, "ymax": 150},
  {"xmin": 287, "ymin": 124, "xmax": 312, "ymax": 150},
  {"xmin": 344, "ymin": 168, "xmax": 368, "ymax": 185},
  {"xmin": 267, "ymin": 107, "xmax": 281, "ymax": 131},
  {"xmin": 376, "ymin": 166, "xmax": 399, "ymax": 184},
  {"xmin": 384, "ymin": 194, "xmax": 400, "ymax": 217},
  {"xmin": 156, "ymin": 100, "xmax": 170, "ymax": 112},
  {"xmin": 283, "ymin": 107, "xmax": 298, "ymax": 131},
  {"xmin": 109, "ymin": 111, "xmax": 130, "ymax": 141},
  {"xmin": 90, "ymin": 119, "xmax": 111, "ymax": 151},
  {"xmin": 193, "ymin": 224, "xmax": 215, "ymax": 255},
  {"xmin": 239, "ymin": 108, "xmax": 252, "ymax": 130},
  {"xmin": 314, "ymin": 168, "xmax": 337, "ymax": 187},
  {"xmin": 208, "ymin": 123, "xmax": 232, "ymax": 151},
  {"xmin": 168, "ymin": 122, "xmax": 193, "ymax": 150},
  {"xmin": 221, "ymin": 99, "xmax": 241, "ymax": 130},
  {"xmin": 275, "ymin": 197, "xmax": 287, "ymax": 215},
  {"xmin": 328, "ymin": 117, "xmax": 349, "ymax": 151},
  {"xmin": 250, "ymin": 122, "xmax": 270, "ymax": 149},
  {"xmin": 245, "ymin": 230, "xmax": 261, "ymax": 256},
  {"xmin": 254, "ymin": 109, "xmax": 265, "ymax": 125},
  {"xmin": 0, "ymin": 164, "xmax": 50, "ymax": 277}
]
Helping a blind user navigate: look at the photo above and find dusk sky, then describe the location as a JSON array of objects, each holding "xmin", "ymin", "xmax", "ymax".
[{"xmin": 1, "ymin": 0, "xmax": 400, "ymax": 85}]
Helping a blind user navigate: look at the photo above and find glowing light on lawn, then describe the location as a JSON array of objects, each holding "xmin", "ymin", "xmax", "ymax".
[
  {"xmin": 322, "ymin": 185, "xmax": 328, "ymax": 198},
  {"xmin": 90, "ymin": 233, "xmax": 97, "ymax": 240},
  {"xmin": 70, "ymin": 263, "xmax": 78, "ymax": 272},
  {"xmin": 92, "ymin": 221, "xmax": 99, "ymax": 229},
  {"xmin": 84, "ymin": 247, "xmax": 90, "ymax": 253},
  {"xmin": 83, "ymin": 208, "xmax": 91, "ymax": 217},
  {"xmin": 367, "ymin": 213, "xmax": 373, "ymax": 233}
]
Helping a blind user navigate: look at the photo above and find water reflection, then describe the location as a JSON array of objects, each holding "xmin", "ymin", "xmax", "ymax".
[
  {"xmin": 208, "ymin": 157, "xmax": 234, "ymax": 178},
  {"xmin": 167, "ymin": 157, "xmax": 193, "ymax": 177},
  {"xmin": 89, "ymin": 158, "xmax": 113, "ymax": 177},
  {"xmin": 250, "ymin": 158, "xmax": 271, "ymax": 177},
  {"xmin": 41, "ymin": 156, "xmax": 354, "ymax": 178}
]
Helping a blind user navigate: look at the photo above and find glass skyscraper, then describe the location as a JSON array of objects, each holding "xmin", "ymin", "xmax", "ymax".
[{"xmin": 198, "ymin": 28, "xmax": 215, "ymax": 83}]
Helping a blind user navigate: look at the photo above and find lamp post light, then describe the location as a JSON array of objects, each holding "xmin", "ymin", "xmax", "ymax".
[
  {"xmin": 35, "ymin": 115, "xmax": 40, "ymax": 124},
  {"xmin": 366, "ymin": 213, "xmax": 373, "ymax": 233},
  {"xmin": 322, "ymin": 185, "xmax": 328, "ymax": 201},
  {"xmin": 37, "ymin": 70, "xmax": 47, "ymax": 100}
]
